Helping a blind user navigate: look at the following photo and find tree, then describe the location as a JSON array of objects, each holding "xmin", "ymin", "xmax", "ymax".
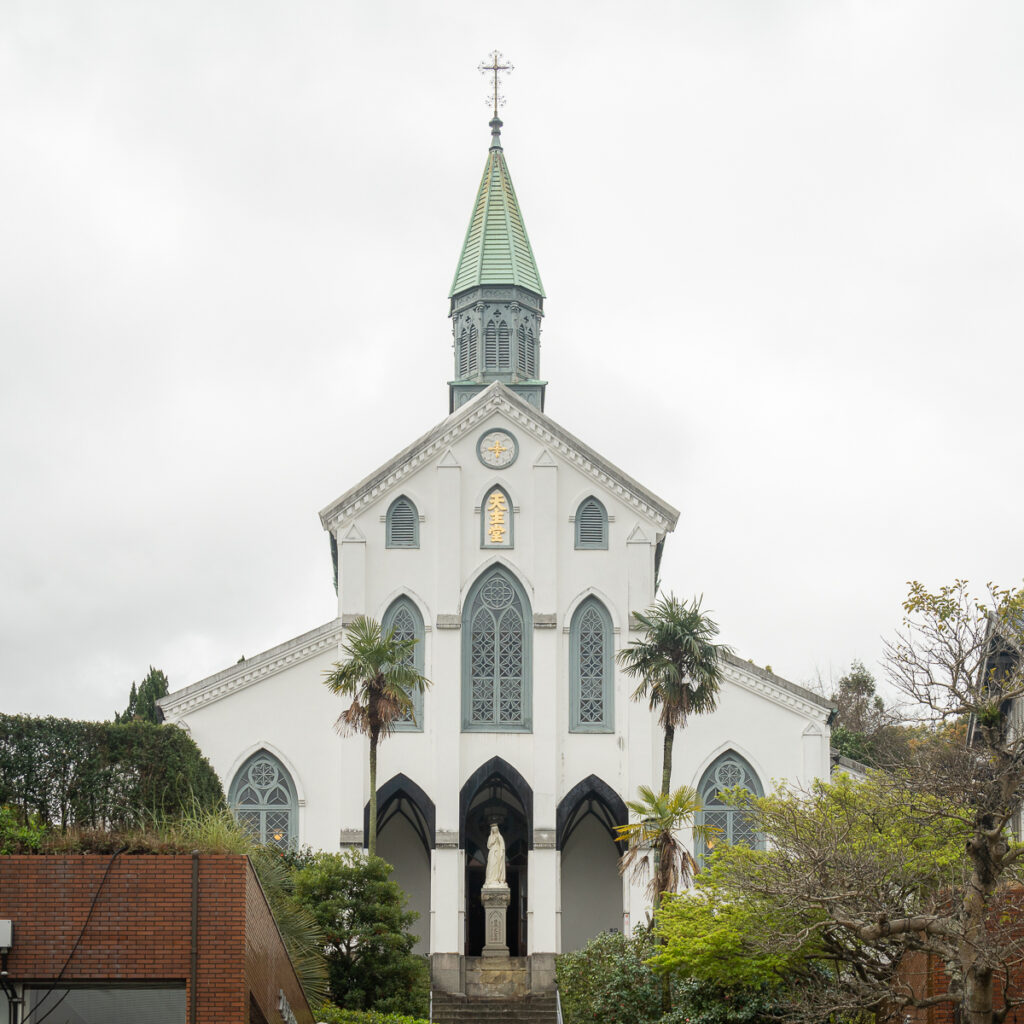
[
  {"xmin": 323, "ymin": 616, "xmax": 430, "ymax": 857},
  {"xmin": 652, "ymin": 773, "xmax": 973, "ymax": 1022},
  {"xmin": 661, "ymin": 581, "xmax": 1024, "ymax": 1024},
  {"xmin": 617, "ymin": 594, "xmax": 730, "ymax": 796},
  {"xmin": 291, "ymin": 851, "xmax": 428, "ymax": 1017},
  {"xmin": 114, "ymin": 666, "xmax": 169, "ymax": 724}
]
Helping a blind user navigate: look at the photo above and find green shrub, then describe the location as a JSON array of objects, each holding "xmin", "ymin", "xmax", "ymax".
[
  {"xmin": 314, "ymin": 1006, "xmax": 429, "ymax": 1024},
  {"xmin": 556, "ymin": 928, "xmax": 662, "ymax": 1024},
  {"xmin": 0, "ymin": 805, "xmax": 46, "ymax": 853}
]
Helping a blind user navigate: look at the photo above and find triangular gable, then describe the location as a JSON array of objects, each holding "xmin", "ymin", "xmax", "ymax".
[{"xmin": 318, "ymin": 382, "xmax": 680, "ymax": 534}]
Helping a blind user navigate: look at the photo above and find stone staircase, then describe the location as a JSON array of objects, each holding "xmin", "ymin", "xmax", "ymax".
[{"xmin": 431, "ymin": 992, "xmax": 558, "ymax": 1024}]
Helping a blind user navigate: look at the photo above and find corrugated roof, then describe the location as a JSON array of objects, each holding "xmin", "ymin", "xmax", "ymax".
[{"xmin": 449, "ymin": 119, "xmax": 545, "ymax": 298}]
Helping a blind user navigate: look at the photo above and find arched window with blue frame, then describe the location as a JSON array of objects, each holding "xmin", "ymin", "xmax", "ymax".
[
  {"xmin": 383, "ymin": 596, "xmax": 425, "ymax": 731},
  {"xmin": 229, "ymin": 750, "xmax": 298, "ymax": 850},
  {"xmin": 386, "ymin": 495, "xmax": 419, "ymax": 548},
  {"xmin": 462, "ymin": 566, "xmax": 532, "ymax": 732},
  {"xmin": 575, "ymin": 497, "xmax": 608, "ymax": 550},
  {"xmin": 570, "ymin": 597, "xmax": 614, "ymax": 732},
  {"xmin": 696, "ymin": 751, "xmax": 764, "ymax": 863}
]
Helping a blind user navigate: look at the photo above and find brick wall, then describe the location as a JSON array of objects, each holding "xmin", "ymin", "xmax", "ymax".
[{"xmin": 0, "ymin": 854, "xmax": 312, "ymax": 1024}]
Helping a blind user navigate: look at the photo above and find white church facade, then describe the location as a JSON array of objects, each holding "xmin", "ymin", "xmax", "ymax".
[{"xmin": 159, "ymin": 112, "xmax": 835, "ymax": 992}]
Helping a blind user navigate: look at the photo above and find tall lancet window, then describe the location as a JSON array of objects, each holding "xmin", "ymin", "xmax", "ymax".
[
  {"xmin": 383, "ymin": 596, "xmax": 425, "ymax": 731},
  {"xmin": 481, "ymin": 485, "xmax": 513, "ymax": 548},
  {"xmin": 570, "ymin": 598, "xmax": 614, "ymax": 732},
  {"xmin": 696, "ymin": 751, "xmax": 765, "ymax": 863},
  {"xmin": 462, "ymin": 567, "xmax": 532, "ymax": 731},
  {"xmin": 229, "ymin": 751, "xmax": 298, "ymax": 850}
]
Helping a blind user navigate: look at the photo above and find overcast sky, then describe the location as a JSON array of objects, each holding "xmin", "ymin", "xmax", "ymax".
[{"xmin": 1, "ymin": 1, "xmax": 1021, "ymax": 721}]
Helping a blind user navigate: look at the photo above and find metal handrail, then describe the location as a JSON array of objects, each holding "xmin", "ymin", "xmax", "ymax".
[
  {"xmin": 429, "ymin": 988, "xmax": 433, "ymax": 1023},
  {"xmin": 555, "ymin": 984, "xmax": 563, "ymax": 1024}
]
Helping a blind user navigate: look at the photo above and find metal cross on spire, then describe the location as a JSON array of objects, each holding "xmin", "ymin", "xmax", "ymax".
[{"xmin": 479, "ymin": 50, "xmax": 514, "ymax": 119}]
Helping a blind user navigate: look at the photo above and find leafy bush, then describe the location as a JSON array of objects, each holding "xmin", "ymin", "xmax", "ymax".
[
  {"xmin": 315, "ymin": 1006, "xmax": 429, "ymax": 1024},
  {"xmin": 0, "ymin": 713, "xmax": 223, "ymax": 829},
  {"xmin": 0, "ymin": 805, "xmax": 46, "ymax": 853},
  {"xmin": 292, "ymin": 851, "xmax": 428, "ymax": 1018},
  {"xmin": 556, "ymin": 928, "xmax": 662, "ymax": 1024},
  {"xmin": 661, "ymin": 978, "xmax": 787, "ymax": 1024}
]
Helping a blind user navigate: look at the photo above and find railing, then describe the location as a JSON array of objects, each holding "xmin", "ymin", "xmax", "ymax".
[
  {"xmin": 429, "ymin": 988, "xmax": 433, "ymax": 1023},
  {"xmin": 555, "ymin": 984, "xmax": 563, "ymax": 1024}
]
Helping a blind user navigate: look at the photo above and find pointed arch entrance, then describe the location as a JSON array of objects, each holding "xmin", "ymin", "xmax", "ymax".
[
  {"xmin": 556, "ymin": 775, "xmax": 628, "ymax": 951},
  {"xmin": 460, "ymin": 757, "xmax": 533, "ymax": 956},
  {"xmin": 364, "ymin": 774, "xmax": 434, "ymax": 952}
]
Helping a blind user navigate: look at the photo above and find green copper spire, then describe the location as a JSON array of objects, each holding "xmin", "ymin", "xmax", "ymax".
[{"xmin": 449, "ymin": 118, "xmax": 545, "ymax": 298}]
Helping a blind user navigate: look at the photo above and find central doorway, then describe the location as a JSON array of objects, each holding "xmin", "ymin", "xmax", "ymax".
[{"xmin": 461, "ymin": 759, "xmax": 533, "ymax": 957}]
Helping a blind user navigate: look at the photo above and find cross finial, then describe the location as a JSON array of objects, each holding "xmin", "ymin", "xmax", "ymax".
[{"xmin": 479, "ymin": 50, "xmax": 514, "ymax": 119}]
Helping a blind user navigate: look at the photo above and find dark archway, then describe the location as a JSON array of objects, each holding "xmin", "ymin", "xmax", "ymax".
[
  {"xmin": 556, "ymin": 775, "xmax": 628, "ymax": 952},
  {"xmin": 459, "ymin": 757, "xmax": 533, "ymax": 850},
  {"xmin": 460, "ymin": 757, "xmax": 534, "ymax": 957},
  {"xmin": 556, "ymin": 774, "xmax": 628, "ymax": 852},
  {"xmin": 364, "ymin": 772, "xmax": 436, "ymax": 853},
  {"xmin": 365, "ymin": 774, "xmax": 435, "ymax": 953}
]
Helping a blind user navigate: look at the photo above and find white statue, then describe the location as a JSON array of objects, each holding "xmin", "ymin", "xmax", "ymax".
[{"xmin": 484, "ymin": 823, "xmax": 506, "ymax": 887}]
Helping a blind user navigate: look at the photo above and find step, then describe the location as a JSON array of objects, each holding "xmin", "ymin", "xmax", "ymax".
[{"xmin": 432, "ymin": 993, "xmax": 558, "ymax": 1024}]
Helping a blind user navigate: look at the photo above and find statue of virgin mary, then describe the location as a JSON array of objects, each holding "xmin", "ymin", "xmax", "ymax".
[{"xmin": 484, "ymin": 823, "xmax": 506, "ymax": 887}]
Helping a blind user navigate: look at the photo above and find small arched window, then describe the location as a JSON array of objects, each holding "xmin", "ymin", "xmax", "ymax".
[
  {"xmin": 229, "ymin": 750, "xmax": 298, "ymax": 849},
  {"xmin": 570, "ymin": 598, "xmax": 614, "ymax": 732},
  {"xmin": 462, "ymin": 566, "xmax": 532, "ymax": 731},
  {"xmin": 386, "ymin": 496, "xmax": 419, "ymax": 549},
  {"xmin": 696, "ymin": 751, "xmax": 764, "ymax": 863},
  {"xmin": 383, "ymin": 597, "xmax": 425, "ymax": 731},
  {"xmin": 575, "ymin": 497, "xmax": 608, "ymax": 550},
  {"xmin": 481, "ymin": 486, "xmax": 513, "ymax": 549}
]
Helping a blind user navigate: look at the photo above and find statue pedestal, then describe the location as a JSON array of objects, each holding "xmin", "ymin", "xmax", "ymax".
[{"xmin": 481, "ymin": 883, "xmax": 511, "ymax": 957}]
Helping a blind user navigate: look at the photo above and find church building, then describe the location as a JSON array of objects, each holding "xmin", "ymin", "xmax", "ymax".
[{"xmin": 159, "ymin": 109, "xmax": 835, "ymax": 994}]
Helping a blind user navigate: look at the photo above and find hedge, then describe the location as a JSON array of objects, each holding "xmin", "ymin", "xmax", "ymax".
[{"xmin": 0, "ymin": 713, "xmax": 224, "ymax": 829}]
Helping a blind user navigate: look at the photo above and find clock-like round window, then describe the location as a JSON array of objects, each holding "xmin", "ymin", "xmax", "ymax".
[{"xmin": 477, "ymin": 429, "xmax": 518, "ymax": 469}]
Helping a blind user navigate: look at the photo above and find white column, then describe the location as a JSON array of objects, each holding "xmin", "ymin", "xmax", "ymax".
[
  {"xmin": 528, "ymin": 847, "xmax": 559, "ymax": 954},
  {"xmin": 531, "ymin": 449, "xmax": 559, "ymax": 954},
  {"xmin": 339, "ymin": 524, "xmax": 367, "ymax": 619},
  {"xmin": 431, "ymin": 845, "xmax": 463, "ymax": 954}
]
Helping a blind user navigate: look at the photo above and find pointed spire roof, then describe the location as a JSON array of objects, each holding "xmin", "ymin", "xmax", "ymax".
[{"xmin": 449, "ymin": 118, "xmax": 545, "ymax": 298}]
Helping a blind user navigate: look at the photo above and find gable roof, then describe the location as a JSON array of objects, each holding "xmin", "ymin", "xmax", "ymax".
[
  {"xmin": 450, "ymin": 119, "xmax": 544, "ymax": 298},
  {"xmin": 318, "ymin": 382, "xmax": 679, "ymax": 534},
  {"xmin": 721, "ymin": 650, "xmax": 837, "ymax": 721}
]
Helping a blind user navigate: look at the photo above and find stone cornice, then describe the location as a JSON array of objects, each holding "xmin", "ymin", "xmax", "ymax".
[
  {"xmin": 721, "ymin": 652, "xmax": 835, "ymax": 723},
  {"xmin": 158, "ymin": 619, "xmax": 343, "ymax": 720},
  {"xmin": 318, "ymin": 383, "xmax": 679, "ymax": 534}
]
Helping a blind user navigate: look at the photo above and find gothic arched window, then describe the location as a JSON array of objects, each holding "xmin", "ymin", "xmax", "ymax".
[
  {"xmin": 383, "ymin": 596, "xmax": 425, "ymax": 731},
  {"xmin": 462, "ymin": 567, "xmax": 532, "ymax": 732},
  {"xmin": 575, "ymin": 496, "xmax": 608, "ymax": 550},
  {"xmin": 570, "ymin": 598, "xmax": 614, "ymax": 732},
  {"xmin": 481, "ymin": 485, "xmax": 513, "ymax": 549},
  {"xmin": 696, "ymin": 751, "xmax": 764, "ymax": 863},
  {"xmin": 386, "ymin": 495, "xmax": 419, "ymax": 548},
  {"xmin": 229, "ymin": 751, "xmax": 298, "ymax": 850}
]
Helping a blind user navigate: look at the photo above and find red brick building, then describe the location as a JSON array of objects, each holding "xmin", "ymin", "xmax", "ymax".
[{"xmin": 0, "ymin": 854, "xmax": 313, "ymax": 1024}]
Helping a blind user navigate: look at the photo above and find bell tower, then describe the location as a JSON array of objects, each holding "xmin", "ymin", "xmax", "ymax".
[{"xmin": 449, "ymin": 63, "xmax": 546, "ymax": 412}]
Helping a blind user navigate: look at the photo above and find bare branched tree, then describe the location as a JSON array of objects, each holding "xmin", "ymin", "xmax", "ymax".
[{"xmin": 696, "ymin": 581, "xmax": 1024, "ymax": 1024}]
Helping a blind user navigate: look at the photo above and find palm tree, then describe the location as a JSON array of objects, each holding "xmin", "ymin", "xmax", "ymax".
[
  {"xmin": 616, "ymin": 784, "xmax": 709, "ymax": 1013},
  {"xmin": 617, "ymin": 593, "xmax": 730, "ymax": 795},
  {"xmin": 615, "ymin": 784, "xmax": 707, "ymax": 911},
  {"xmin": 323, "ymin": 615, "xmax": 430, "ymax": 857}
]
